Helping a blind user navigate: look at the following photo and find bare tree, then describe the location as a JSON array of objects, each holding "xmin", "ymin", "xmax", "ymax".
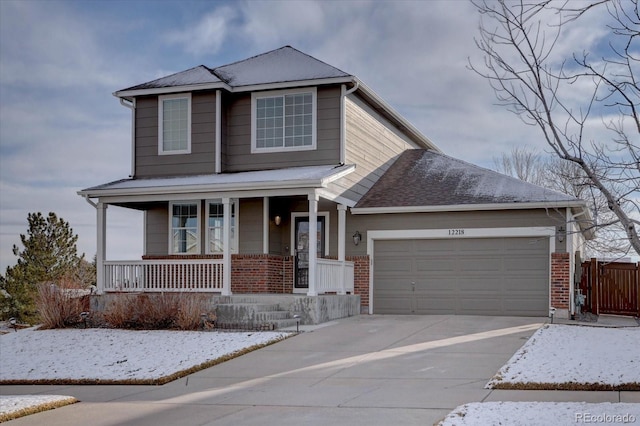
[
  {"xmin": 470, "ymin": 0, "xmax": 640, "ymax": 256},
  {"xmin": 494, "ymin": 146, "xmax": 631, "ymax": 257}
]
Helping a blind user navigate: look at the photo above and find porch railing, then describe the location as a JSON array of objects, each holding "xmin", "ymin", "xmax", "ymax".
[
  {"xmin": 103, "ymin": 259, "xmax": 224, "ymax": 292},
  {"xmin": 316, "ymin": 259, "xmax": 355, "ymax": 294}
]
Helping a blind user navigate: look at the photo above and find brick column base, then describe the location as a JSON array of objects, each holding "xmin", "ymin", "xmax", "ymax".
[{"xmin": 551, "ymin": 252, "xmax": 570, "ymax": 318}]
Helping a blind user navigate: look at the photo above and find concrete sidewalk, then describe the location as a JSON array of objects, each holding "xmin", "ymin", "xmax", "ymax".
[{"xmin": 2, "ymin": 315, "xmax": 638, "ymax": 425}]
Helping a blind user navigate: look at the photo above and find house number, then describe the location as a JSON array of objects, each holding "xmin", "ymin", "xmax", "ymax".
[{"xmin": 448, "ymin": 229, "xmax": 465, "ymax": 236}]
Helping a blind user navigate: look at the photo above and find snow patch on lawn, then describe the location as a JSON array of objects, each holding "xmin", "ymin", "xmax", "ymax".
[
  {"xmin": 487, "ymin": 324, "xmax": 640, "ymax": 389},
  {"xmin": 0, "ymin": 328, "xmax": 291, "ymax": 383},
  {"xmin": 0, "ymin": 395, "xmax": 77, "ymax": 422},
  {"xmin": 438, "ymin": 402, "xmax": 640, "ymax": 426}
]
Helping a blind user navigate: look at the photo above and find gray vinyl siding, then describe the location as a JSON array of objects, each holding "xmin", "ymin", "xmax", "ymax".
[
  {"xmin": 135, "ymin": 92, "xmax": 217, "ymax": 178},
  {"xmin": 340, "ymin": 94, "xmax": 418, "ymax": 202},
  {"xmin": 225, "ymin": 86, "xmax": 341, "ymax": 172},
  {"xmin": 345, "ymin": 208, "xmax": 567, "ymax": 257},
  {"xmin": 145, "ymin": 203, "xmax": 169, "ymax": 256},
  {"xmin": 238, "ymin": 198, "xmax": 264, "ymax": 253}
]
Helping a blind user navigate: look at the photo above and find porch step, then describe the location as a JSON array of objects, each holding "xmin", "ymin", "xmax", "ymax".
[{"xmin": 215, "ymin": 302, "xmax": 296, "ymax": 330}]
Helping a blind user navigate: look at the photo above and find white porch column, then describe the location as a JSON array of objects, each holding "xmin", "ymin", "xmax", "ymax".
[
  {"xmin": 96, "ymin": 202, "xmax": 107, "ymax": 295},
  {"xmin": 222, "ymin": 197, "xmax": 232, "ymax": 295},
  {"xmin": 337, "ymin": 204, "xmax": 347, "ymax": 295},
  {"xmin": 263, "ymin": 197, "xmax": 269, "ymax": 254},
  {"xmin": 307, "ymin": 192, "xmax": 318, "ymax": 296}
]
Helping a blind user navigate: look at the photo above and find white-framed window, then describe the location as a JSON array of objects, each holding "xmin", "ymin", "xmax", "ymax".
[
  {"xmin": 206, "ymin": 199, "xmax": 237, "ymax": 254},
  {"xmin": 169, "ymin": 201, "xmax": 200, "ymax": 254},
  {"xmin": 251, "ymin": 87, "xmax": 316, "ymax": 153},
  {"xmin": 158, "ymin": 93, "xmax": 191, "ymax": 155}
]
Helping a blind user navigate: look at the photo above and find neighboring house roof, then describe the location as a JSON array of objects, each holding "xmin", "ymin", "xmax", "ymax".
[
  {"xmin": 353, "ymin": 150, "xmax": 589, "ymax": 212},
  {"xmin": 78, "ymin": 164, "xmax": 355, "ymax": 199}
]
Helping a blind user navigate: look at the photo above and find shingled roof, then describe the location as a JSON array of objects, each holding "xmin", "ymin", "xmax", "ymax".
[
  {"xmin": 354, "ymin": 150, "xmax": 584, "ymax": 210},
  {"xmin": 118, "ymin": 46, "xmax": 351, "ymax": 93}
]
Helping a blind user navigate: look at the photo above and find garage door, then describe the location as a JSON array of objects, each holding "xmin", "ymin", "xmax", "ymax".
[{"xmin": 373, "ymin": 237, "xmax": 549, "ymax": 316}]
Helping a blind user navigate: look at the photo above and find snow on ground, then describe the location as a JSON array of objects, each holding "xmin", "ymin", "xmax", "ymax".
[
  {"xmin": 487, "ymin": 324, "xmax": 640, "ymax": 389},
  {"xmin": 0, "ymin": 327, "xmax": 290, "ymax": 383},
  {"xmin": 0, "ymin": 395, "xmax": 77, "ymax": 422},
  {"xmin": 438, "ymin": 402, "xmax": 640, "ymax": 426}
]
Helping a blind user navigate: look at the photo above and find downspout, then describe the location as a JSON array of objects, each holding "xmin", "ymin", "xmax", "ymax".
[
  {"xmin": 82, "ymin": 194, "xmax": 97, "ymax": 209},
  {"xmin": 567, "ymin": 207, "xmax": 589, "ymax": 318},
  {"xmin": 119, "ymin": 98, "xmax": 136, "ymax": 178},
  {"xmin": 340, "ymin": 80, "xmax": 360, "ymax": 165}
]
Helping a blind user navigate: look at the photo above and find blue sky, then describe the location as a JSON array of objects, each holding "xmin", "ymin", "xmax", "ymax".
[{"xmin": 0, "ymin": 0, "xmax": 629, "ymax": 271}]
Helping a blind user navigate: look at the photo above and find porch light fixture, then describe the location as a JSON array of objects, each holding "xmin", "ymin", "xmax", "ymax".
[
  {"xmin": 557, "ymin": 225, "xmax": 566, "ymax": 243},
  {"xmin": 353, "ymin": 231, "xmax": 362, "ymax": 246},
  {"xmin": 274, "ymin": 215, "xmax": 282, "ymax": 226}
]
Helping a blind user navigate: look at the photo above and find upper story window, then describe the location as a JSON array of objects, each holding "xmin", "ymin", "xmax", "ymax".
[
  {"xmin": 159, "ymin": 93, "xmax": 191, "ymax": 155},
  {"xmin": 251, "ymin": 88, "xmax": 316, "ymax": 153}
]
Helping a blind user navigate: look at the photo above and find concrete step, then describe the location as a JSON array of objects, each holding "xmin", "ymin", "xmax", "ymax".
[{"xmin": 255, "ymin": 310, "xmax": 291, "ymax": 321}]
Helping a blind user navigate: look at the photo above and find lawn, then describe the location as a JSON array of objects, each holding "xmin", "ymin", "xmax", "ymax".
[{"xmin": 1, "ymin": 322, "xmax": 638, "ymax": 424}]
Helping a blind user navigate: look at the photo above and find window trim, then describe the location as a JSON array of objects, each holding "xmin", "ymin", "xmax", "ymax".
[
  {"xmin": 168, "ymin": 201, "xmax": 201, "ymax": 255},
  {"xmin": 205, "ymin": 199, "xmax": 238, "ymax": 255},
  {"xmin": 158, "ymin": 93, "xmax": 192, "ymax": 155},
  {"xmin": 251, "ymin": 87, "xmax": 317, "ymax": 154}
]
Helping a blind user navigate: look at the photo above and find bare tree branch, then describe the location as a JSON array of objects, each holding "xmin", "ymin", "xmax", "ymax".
[{"xmin": 470, "ymin": 0, "xmax": 640, "ymax": 256}]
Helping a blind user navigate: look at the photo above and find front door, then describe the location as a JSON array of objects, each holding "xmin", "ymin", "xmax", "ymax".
[{"xmin": 294, "ymin": 216, "xmax": 325, "ymax": 290}]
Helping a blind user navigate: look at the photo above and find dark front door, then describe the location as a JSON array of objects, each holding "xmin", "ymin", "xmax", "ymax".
[{"xmin": 295, "ymin": 216, "xmax": 325, "ymax": 289}]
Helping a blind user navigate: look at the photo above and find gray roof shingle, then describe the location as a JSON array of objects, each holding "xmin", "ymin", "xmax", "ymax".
[
  {"xmin": 355, "ymin": 150, "xmax": 582, "ymax": 209},
  {"xmin": 119, "ymin": 46, "xmax": 351, "ymax": 92}
]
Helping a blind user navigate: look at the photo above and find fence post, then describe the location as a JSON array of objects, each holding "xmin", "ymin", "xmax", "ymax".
[{"xmin": 590, "ymin": 258, "xmax": 599, "ymax": 316}]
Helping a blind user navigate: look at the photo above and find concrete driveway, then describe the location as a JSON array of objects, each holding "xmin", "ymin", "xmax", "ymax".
[{"xmin": 2, "ymin": 315, "xmax": 548, "ymax": 425}]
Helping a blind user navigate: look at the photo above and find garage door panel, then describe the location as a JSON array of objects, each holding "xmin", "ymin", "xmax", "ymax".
[
  {"xmin": 376, "ymin": 258, "xmax": 413, "ymax": 275},
  {"xmin": 416, "ymin": 259, "xmax": 456, "ymax": 273},
  {"xmin": 373, "ymin": 237, "xmax": 550, "ymax": 316}
]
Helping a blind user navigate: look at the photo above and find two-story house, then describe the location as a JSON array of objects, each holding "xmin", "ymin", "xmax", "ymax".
[{"xmin": 79, "ymin": 46, "xmax": 592, "ymax": 324}]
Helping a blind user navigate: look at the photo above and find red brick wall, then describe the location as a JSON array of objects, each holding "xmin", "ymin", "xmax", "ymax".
[
  {"xmin": 231, "ymin": 254, "xmax": 293, "ymax": 294},
  {"xmin": 551, "ymin": 252, "xmax": 570, "ymax": 311},
  {"xmin": 348, "ymin": 256, "xmax": 370, "ymax": 311}
]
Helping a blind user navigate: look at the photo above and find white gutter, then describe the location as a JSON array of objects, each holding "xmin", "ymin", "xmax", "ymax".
[
  {"xmin": 113, "ymin": 77, "xmax": 354, "ymax": 99},
  {"xmin": 119, "ymin": 98, "xmax": 136, "ymax": 177},
  {"xmin": 81, "ymin": 194, "xmax": 97, "ymax": 208},
  {"xmin": 352, "ymin": 200, "xmax": 589, "ymax": 214},
  {"xmin": 78, "ymin": 168, "xmax": 356, "ymax": 199},
  {"xmin": 340, "ymin": 80, "xmax": 360, "ymax": 164}
]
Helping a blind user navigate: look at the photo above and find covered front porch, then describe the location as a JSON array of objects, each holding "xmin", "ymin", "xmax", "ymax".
[{"xmin": 79, "ymin": 165, "xmax": 364, "ymax": 303}]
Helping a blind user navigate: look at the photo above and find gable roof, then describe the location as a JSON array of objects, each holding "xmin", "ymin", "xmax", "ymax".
[
  {"xmin": 214, "ymin": 46, "xmax": 351, "ymax": 87},
  {"xmin": 353, "ymin": 150, "xmax": 588, "ymax": 211},
  {"xmin": 115, "ymin": 46, "xmax": 351, "ymax": 96},
  {"xmin": 113, "ymin": 45, "xmax": 439, "ymax": 151}
]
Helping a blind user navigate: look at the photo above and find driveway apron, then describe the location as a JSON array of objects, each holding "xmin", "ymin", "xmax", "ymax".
[{"xmin": 1, "ymin": 315, "xmax": 546, "ymax": 425}]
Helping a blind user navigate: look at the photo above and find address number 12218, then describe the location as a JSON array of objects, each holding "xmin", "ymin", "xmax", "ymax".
[{"xmin": 448, "ymin": 229, "xmax": 465, "ymax": 236}]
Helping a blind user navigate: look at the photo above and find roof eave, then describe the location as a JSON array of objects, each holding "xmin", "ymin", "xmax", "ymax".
[
  {"xmin": 353, "ymin": 79, "xmax": 441, "ymax": 152},
  {"xmin": 351, "ymin": 200, "xmax": 589, "ymax": 215},
  {"xmin": 113, "ymin": 76, "xmax": 355, "ymax": 99}
]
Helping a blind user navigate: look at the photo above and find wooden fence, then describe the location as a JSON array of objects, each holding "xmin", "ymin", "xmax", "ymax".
[{"xmin": 579, "ymin": 259, "xmax": 639, "ymax": 316}]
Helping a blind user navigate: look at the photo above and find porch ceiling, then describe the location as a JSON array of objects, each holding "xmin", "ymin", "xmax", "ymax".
[{"xmin": 78, "ymin": 164, "xmax": 356, "ymax": 203}]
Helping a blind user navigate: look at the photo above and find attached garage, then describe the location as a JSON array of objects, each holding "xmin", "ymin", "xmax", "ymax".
[
  {"xmin": 372, "ymin": 235, "xmax": 550, "ymax": 316},
  {"xmin": 351, "ymin": 150, "xmax": 593, "ymax": 319}
]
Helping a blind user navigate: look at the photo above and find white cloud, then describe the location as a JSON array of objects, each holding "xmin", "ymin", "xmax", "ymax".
[{"xmin": 165, "ymin": 6, "xmax": 237, "ymax": 56}]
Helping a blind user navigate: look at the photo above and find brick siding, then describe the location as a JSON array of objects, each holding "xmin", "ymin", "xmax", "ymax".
[{"xmin": 551, "ymin": 252, "xmax": 570, "ymax": 311}]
